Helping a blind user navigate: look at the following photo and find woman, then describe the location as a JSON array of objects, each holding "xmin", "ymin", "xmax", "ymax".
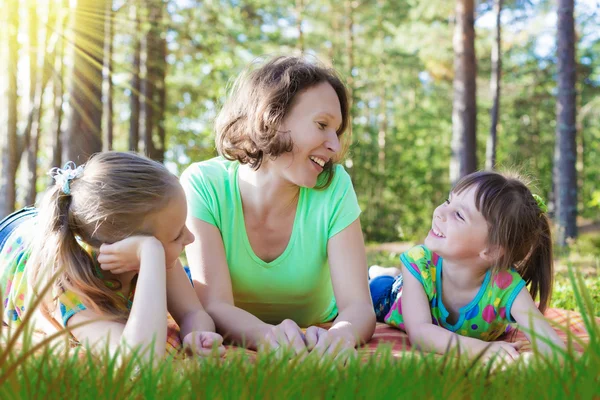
[{"xmin": 181, "ymin": 56, "xmax": 375, "ymax": 360}]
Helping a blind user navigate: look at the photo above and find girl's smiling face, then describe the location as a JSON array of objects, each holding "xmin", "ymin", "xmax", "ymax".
[
  {"xmin": 424, "ymin": 185, "xmax": 490, "ymax": 264},
  {"xmin": 268, "ymin": 82, "xmax": 343, "ymax": 188}
]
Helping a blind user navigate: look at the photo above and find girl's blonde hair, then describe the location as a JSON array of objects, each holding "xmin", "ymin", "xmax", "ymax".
[
  {"xmin": 28, "ymin": 152, "xmax": 180, "ymax": 321},
  {"xmin": 453, "ymin": 171, "xmax": 554, "ymax": 313}
]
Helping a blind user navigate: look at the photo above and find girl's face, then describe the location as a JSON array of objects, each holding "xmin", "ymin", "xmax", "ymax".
[
  {"xmin": 147, "ymin": 185, "xmax": 195, "ymax": 268},
  {"xmin": 424, "ymin": 185, "xmax": 490, "ymax": 264},
  {"xmin": 268, "ymin": 82, "xmax": 343, "ymax": 188}
]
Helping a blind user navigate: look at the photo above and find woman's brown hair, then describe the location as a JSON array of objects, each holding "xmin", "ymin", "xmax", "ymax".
[
  {"xmin": 453, "ymin": 171, "xmax": 554, "ymax": 313},
  {"xmin": 215, "ymin": 55, "xmax": 350, "ymax": 189}
]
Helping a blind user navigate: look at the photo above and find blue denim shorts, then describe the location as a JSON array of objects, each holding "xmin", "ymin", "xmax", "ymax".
[
  {"xmin": 369, "ymin": 274, "xmax": 403, "ymax": 322},
  {"xmin": 0, "ymin": 207, "xmax": 37, "ymax": 251}
]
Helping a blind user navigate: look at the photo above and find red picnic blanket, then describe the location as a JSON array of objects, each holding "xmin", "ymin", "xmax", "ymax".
[{"xmin": 167, "ymin": 307, "xmax": 598, "ymax": 358}]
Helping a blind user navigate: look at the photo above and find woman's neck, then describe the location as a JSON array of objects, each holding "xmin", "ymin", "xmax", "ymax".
[{"xmin": 238, "ymin": 163, "xmax": 300, "ymax": 218}]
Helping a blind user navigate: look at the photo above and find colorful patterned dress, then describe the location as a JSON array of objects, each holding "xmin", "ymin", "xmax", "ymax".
[{"xmin": 384, "ymin": 245, "xmax": 526, "ymax": 341}]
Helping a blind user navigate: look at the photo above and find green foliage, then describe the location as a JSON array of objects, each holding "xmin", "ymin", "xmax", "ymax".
[
  {"xmin": 19, "ymin": 0, "xmax": 598, "ymax": 242},
  {"xmin": 149, "ymin": 0, "xmax": 600, "ymax": 241},
  {"xmin": 553, "ymin": 278, "xmax": 600, "ymax": 317}
]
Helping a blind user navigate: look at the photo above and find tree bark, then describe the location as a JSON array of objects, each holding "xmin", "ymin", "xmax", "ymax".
[
  {"xmin": 25, "ymin": 5, "xmax": 58, "ymax": 205},
  {"xmin": 51, "ymin": 0, "xmax": 68, "ymax": 171},
  {"xmin": 20, "ymin": 1, "xmax": 40, "ymax": 170},
  {"xmin": 486, "ymin": 0, "xmax": 503, "ymax": 171},
  {"xmin": 156, "ymin": 31, "xmax": 168, "ymax": 164},
  {"xmin": 103, "ymin": 0, "xmax": 115, "ymax": 151},
  {"xmin": 142, "ymin": 0, "xmax": 166, "ymax": 162},
  {"xmin": 344, "ymin": 0, "xmax": 356, "ymax": 181},
  {"xmin": 1, "ymin": 0, "xmax": 20, "ymax": 217},
  {"xmin": 296, "ymin": 0, "xmax": 304, "ymax": 52},
  {"xmin": 129, "ymin": 2, "xmax": 141, "ymax": 152},
  {"xmin": 554, "ymin": 0, "xmax": 578, "ymax": 246},
  {"xmin": 64, "ymin": 0, "xmax": 106, "ymax": 164},
  {"xmin": 450, "ymin": 0, "xmax": 477, "ymax": 185}
]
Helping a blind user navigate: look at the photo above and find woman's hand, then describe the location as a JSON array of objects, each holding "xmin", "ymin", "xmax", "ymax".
[
  {"xmin": 256, "ymin": 319, "xmax": 307, "ymax": 358},
  {"xmin": 98, "ymin": 236, "xmax": 163, "ymax": 274},
  {"xmin": 305, "ymin": 326, "xmax": 358, "ymax": 365},
  {"xmin": 182, "ymin": 331, "xmax": 226, "ymax": 357}
]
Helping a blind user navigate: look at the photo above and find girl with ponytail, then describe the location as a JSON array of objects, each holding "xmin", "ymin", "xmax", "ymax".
[
  {"xmin": 0, "ymin": 152, "xmax": 224, "ymax": 361},
  {"xmin": 369, "ymin": 170, "xmax": 566, "ymax": 363}
]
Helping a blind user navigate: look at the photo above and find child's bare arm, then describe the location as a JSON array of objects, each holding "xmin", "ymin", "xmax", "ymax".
[
  {"xmin": 68, "ymin": 237, "xmax": 168, "ymax": 362},
  {"xmin": 401, "ymin": 263, "xmax": 520, "ymax": 360},
  {"xmin": 510, "ymin": 286, "xmax": 566, "ymax": 354},
  {"xmin": 166, "ymin": 259, "xmax": 224, "ymax": 355}
]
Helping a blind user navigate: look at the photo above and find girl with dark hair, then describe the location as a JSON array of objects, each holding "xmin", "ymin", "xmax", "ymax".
[{"xmin": 369, "ymin": 170, "xmax": 565, "ymax": 362}]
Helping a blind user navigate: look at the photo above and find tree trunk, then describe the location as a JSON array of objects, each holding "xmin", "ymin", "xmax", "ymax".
[
  {"xmin": 20, "ymin": 2, "xmax": 40, "ymax": 170},
  {"xmin": 450, "ymin": 0, "xmax": 477, "ymax": 185},
  {"xmin": 142, "ymin": 0, "xmax": 166, "ymax": 162},
  {"xmin": 376, "ymin": 0, "xmax": 386, "ymax": 176},
  {"xmin": 344, "ymin": 0, "xmax": 356, "ymax": 181},
  {"xmin": 156, "ymin": 31, "xmax": 168, "ymax": 164},
  {"xmin": 64, "ymin": 0, "xmax": 106, "ymax": 164},
  {"xmin": 345, "ymin": 0, "xmax": 355, "ymax": 117},
  {"xmin": 486, "ymin": 0, "xmax": 503, "ymax": 171},
  {"xmin": 1, "ymin": 0, "xmax": 20, "ymax": 217},
  {"xmin": 554, "ymin": 0, "xmax": 578, "ymax": 246},
  {"xmin": 51, "ymin": 0, "xmax": 68, "ymax": 171},
  {"xmin": 25, "ymin": 5, "xmax": 58, "ymax": 205},
  {"xmin": 296, "ymin": 0, "xmax": 304, "ymax": 52},
  {"xmin": 103, "ymin": 0, "xmax": 115, "ymax": 151},
  {"xmin": 129, "ymin": 2, "xmax": 141, "ymax": 152}
]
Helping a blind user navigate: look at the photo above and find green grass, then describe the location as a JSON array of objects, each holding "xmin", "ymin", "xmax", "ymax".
[{"xmin": 1, "ymin": 242, "xmax": 599, "ymax": 398}]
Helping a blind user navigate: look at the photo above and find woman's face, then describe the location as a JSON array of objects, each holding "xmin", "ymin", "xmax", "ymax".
[{"xmin": 269, "ymin": 82, "xmax": 343, "ymax": 188}]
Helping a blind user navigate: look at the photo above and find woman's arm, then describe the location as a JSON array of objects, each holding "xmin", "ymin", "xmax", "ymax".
[
  {"xmin": 68, "ymin": 237, "xmax": 168, "ymax": 362},
  {"xmin": 185, "ymin": 216, "xmax": 306, "ymax": 354},
  {"xmin": 325, "ymin": 219, "xmax": 376, "ymax": 348},
  {"xmin": 401, "ymin": 263, "xmax": 521, "ymax": 360},
  {"xmin": 510, "ymin": 286, "xmax": 566, "ymax": 355}
]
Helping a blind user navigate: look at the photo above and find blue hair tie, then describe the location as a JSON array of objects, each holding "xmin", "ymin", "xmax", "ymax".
[{"xmin": 48, "ymin": 161, "xmax": 84, "ymax": 195}]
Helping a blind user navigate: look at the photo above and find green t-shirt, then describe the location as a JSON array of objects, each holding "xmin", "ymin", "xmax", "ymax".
[
  {"xmin": 180, "ymin": 157, "xmax": 361, "ymax": 327},
  {"xmin": 385, "ymin": 245, "xmax": 526, "ymax": 341}
]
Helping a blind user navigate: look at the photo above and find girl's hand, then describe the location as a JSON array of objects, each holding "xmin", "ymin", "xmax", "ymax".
[
  {"xmin": 257, "ymin": 319, "xmax": 307, "ymax": 358},
  {"xmin": 182, "ymin": 331, "xmax": 226, "ymax": 357},
  {"xmin": 98, "ymin": 236, "xmax": 162, "ymax": 274},
  {"xmin": 304, "ymin": 326, "xmax": 358, "ymax": 365},
  {"xmin": 481, "ymin": 341, "xmax": 525, "ymax": 364}
]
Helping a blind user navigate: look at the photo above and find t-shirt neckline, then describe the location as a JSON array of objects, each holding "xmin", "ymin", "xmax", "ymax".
[{"xmin": 233, "ymin": 162, "xmax": 303, "ymax": 268}]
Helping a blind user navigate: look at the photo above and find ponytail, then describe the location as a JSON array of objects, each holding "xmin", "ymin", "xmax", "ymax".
[
  {"xmin": 29, "ymin": 186, "xmax": 128, "ymax": 322},
  {"xmin": 516, "ymin": 214, "xmax": 554, "ymax": 314}
]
